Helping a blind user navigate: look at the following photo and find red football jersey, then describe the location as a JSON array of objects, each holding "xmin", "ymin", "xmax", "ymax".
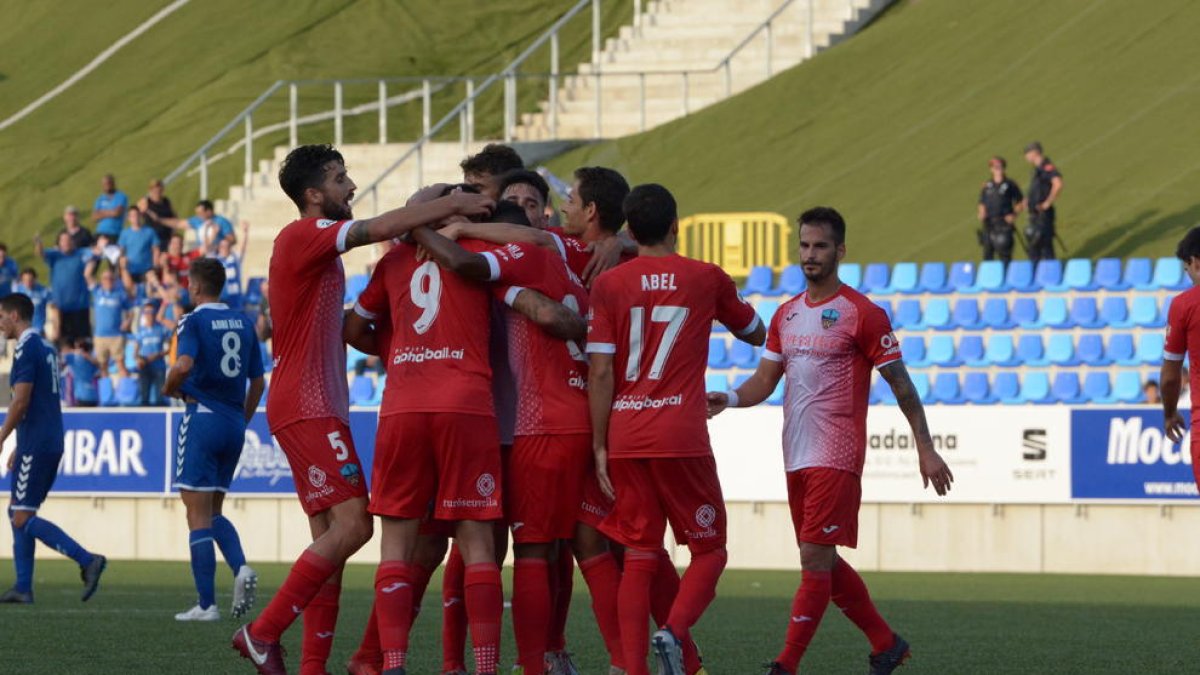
[
  {"xmin": 586, "ymin": 254, "xmax": 760, "ymax": 458},
  {"xmin": 1165, "ymin": 286, "xmax": 1200, "ymax": 411},
  {"xmin": 266, "ymin": 217, "xmax": 356, "ymax": 432},
  {"xmin": 547, "ymin": 227, "xmax": 634, "ymax": 280}
]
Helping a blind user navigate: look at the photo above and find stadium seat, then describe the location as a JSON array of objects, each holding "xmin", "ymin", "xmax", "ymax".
[
  {"xmin": 1012, "ymin": 298, "xmax": 1039, "ymax": 328},
  {"xmin": 1153, "ymin": 257, "xmax": 1187, "ymax": 290},
  {"xmin": 259, "ymin": 342, "xmax": 273, "ymax": 373},
  {"xmin": 1062, "ymin": 258, "xmax": 1096, "ymax": 291},
  {"xmin": 347, "ymin": 346, "xmax": 370, "ymax": 372},
  {"xmin": 744, "ymin": 266, "xmax": 775, "ymax": 296},
  {"xmin": 1101, "ymin": 297, "xmax": 1131, "ymax": 328},
  {"xmin": 901, "ymin": 336, "xmax": 929, "ymax": 367},
  {"xmin": 894, "ymin": 299, "xmax": 923, "ymax": 329},
  {"xmin": 730, "ymin": 341, "xmax": 758, "ymax": 368},
  {"xmin": 963, "ymin": 372, "xmax": 996, "ymax": 404},
  {"xmin": 116, "ymin": 377, "xmax": 139, "ymax": 406},
  {"xmin": 1076, "ymin": 333, "xmax": 1109, "ymax": 366},
  {"xmin": 984, "ymin": 334, "xmax": 1019, "ymax": 366},
  {"xmin": 349, "ymin": 375, "xmax": 375, "ymax": 406},
  {"xmin": 1129, "ymin": 295, "xmax": 1164, "ymax": 328},
  {"xmin": 862, "ymin": 263, "xmax": 890, "ymax": 294},
  {"xmin": 924, "ymin": 298, "xmax": 953, "ymax": 330},
  {"xmin": 1035, "ymin": 259, "xmax": 1064, "ymax": 292},
  {"xmin": 927, "ymin": 335, "xmax": 959, "ymax": 367},
  {"xmin": 919, "ymin": 262, "xmax": 950, "ymax": 294},
  {"xmin": 993, "ymin": 371, "xmax": 1022, "ymax": 404},
  {"xmin": 970, "ymin": 261, "xmax": 1005, "ymax": 293},
  {"xmin": 1021, "ymin": 372, "xmax": 1055, "ymax": 404},
  {"xmin": 872, "ymin": 377, "xmax": 896, "ymax": 405},
  {"xmin": 1069, "ymin": 297, "xmax": 1104, "ymax": 329},
  {"xmin": 890, "ymin": 262, "xmax": 920, "ymax": 295},
  {"xmin": 1124, "ymin": 257, "xmax": 1154, "ymax": 290},
  {"xmin": 344, "ymin": 274, "xmax": 370, "ymax": 304},
  {"xmin": 366, "ymin": 375, "xmax": 386, "ymax": 406},
  {"xmin": 958, "ymin": 335, "xmax": 986, "ymax": 366},
  {"xmin": 708, "ymin": 338, "xmax": 731, "ymax": 368},
  {"xmin": 839, "ymin": 263, "xmax": 863, "ymax": 290},
  {"xmin": 123, "ymin": 341, "xmax": 138, "ymax": 374},
  {"xmin": 1136, "ymin": 332, "xmax": 1165, "ymax": 365},
  {"xmin": 948, "ymin": 261, "xmax": 975, "ymax": 292},
  {"xmin": 875, "ymin": 300, "xmax": 894, "ymax": 324},
  {"xmin": 1052, "ymin": 372, "xmax": 1086, "ymax": 404},
  {"xmin": 1084, "ymin": 372, "xmax": 1114, "ymax": 404},
  {"xmin": 1112, "ymin": 371, "xmax": 1145, "ymax": 403},
  {"xmin": 911, "ymin": 372, "xmax": 932, "ymax": 403},
  {"xmin": 776, "ymin": 265, "xmax": 806, "ymax": 295},
  {"xmin": 932, "ymin": 373, "xmax": 964, "ymax": 404},
  {"xmin": 705, "ymin": 373, "xmax": 728, "ymax": 393},
  {"xmin": 1046, "ymin": 333, "xmax": 1078, "ymax": 366},
  {"xmin": 767, "ymin": 380, "xmax": 785, "ymax": 405},
  {"xmin": 1107, "ymin": 333, "xmax": 1137, "ymax": 366},
  {"xmin": 244, "ymin": 276, "xmax": 266, "ymax": 305},
  {"xmin": 951, "ymin": 299, "xmax": 981, "ymax": 330},
  {"xmin": 1038, "ymin": 297, "xmax": 1072, "ymax": 329},
  {"xmin": 980, "ymin": 298, "xmax": 1013, "ymax": 329},
  {"xmin": 98, "ymin": 378, "xmax": 116, "ymax": 407},
  {"xmin": 733, "ymin": 374, "xmax": 752, "ymax": 389},
  {"xmin": 1017, "ymin": 334, "xmax": 1048, "ymax": 366},
  {"xmin": 756, "ymin": 300, "xmax": 780, "ymax": 326},
  {"xmin": 1003, "ymin": 260, "xmax": 1036, "ymax": 292},
  {"xmin": 1094, "ymin": 258, "xmax": 1126, "ymax": 291}
]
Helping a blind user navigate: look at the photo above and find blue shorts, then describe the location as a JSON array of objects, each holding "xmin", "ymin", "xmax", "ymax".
[
  {"xmin": 173, "ymin": 404, "xmax": 246, "ymax": 493},
  {"xmin": 10, "ymin": 450, "xmax": 62, "ymax": 512}
]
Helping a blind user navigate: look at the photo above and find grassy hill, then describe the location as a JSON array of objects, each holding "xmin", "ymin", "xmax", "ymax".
[{"xmin": 545, "ymin": 0, "xmax": 1200, "ymax": 264}]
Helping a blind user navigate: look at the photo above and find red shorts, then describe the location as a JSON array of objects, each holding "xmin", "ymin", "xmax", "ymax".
[
  {"xmin": 274, "ymin": 418, "xmax": 369, "ymax": 517},
  {"xmin": 370, "ymin": 412, "xmax": 503, "ymax": 522},
  {"xmin": 602, "ymin": 455, "xmax": 726, "ymax": 554},
  {"xmin": 787, "ymin": 467, "xmax": 861, "ymax": 548},
  {"xmin": 578, "ymin": 456, "xmax": 614, "ymax": 531},
  {"xmin": 507, "ymin": 433, "xmax": 590, "ymax": 544}
]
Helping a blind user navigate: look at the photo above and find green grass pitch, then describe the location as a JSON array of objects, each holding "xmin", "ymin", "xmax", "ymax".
[{"xmin": 0, "ymin": 559, "xmax": 1191, "ymax": 673}]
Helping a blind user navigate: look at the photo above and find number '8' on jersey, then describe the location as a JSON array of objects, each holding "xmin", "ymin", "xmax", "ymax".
[{"xmin": 176, "ymin": 303, "xmax": 265, "ymax": 423}]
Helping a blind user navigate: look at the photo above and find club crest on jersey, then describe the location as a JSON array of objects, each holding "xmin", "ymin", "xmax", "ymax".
[
  {"xmin": 339, "ymin": 463, "xmax": 361, "ymax": 486},
  {"xmin": 308, "ymin": 465, "xmax": 327, "ymax": 488},
  {"xmin": 476, "ymin": 473, "xmax": 496, "ymax": 497},
  {"xmin": 821, "ymin": 308, "xmax": 840, "ymax": 329}
]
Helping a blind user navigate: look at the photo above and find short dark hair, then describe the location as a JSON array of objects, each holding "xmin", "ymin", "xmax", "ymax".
[
  {"xmin": 492, "ymin": 200, "xmax": 531, "ymax": 227},
  {"xmin": 499, "ymin": 169, "xmax": 550, "ymax": 204},
  {"xmin": 439, "ymin": 183, "xmax": 481, "ymax": 197},
  {"xmin": 575, "ymin": 167, "xmax": 630, "ymax": 234},
  {"xmin": 990, "ymin": 156, "xmax": 1007, "ymax": 169},
  {"xmin": 460, "ymin": 144, "xmax": 524, "ymax": 177},
  {"xmin": 279, "ymin": 144, "xmax": 345, "ymax": 210},
  {"xmin": 189, "ymin": 257, "xmax": 226, "ymax": 299},
  {"xmin": 1177, "ymin": 226, "xmax": 1200, "ymax": 262},
  {"xmin": 623, "ymin": 183, "xmax": 676, "ymax": 246},
  {"xmin": 0, "ymin": 293, "xmax": 34, "ymax": 321},
  {"xmin": 20, "ymin": 267, "xmax": 36, "ymax": 279},
  {"xmin": 798, "ymin": 207, "xmax": 847, "ymax": 245},
  {"xmin": 195, "ymin": 199, "xmax": 214, "ymax": 212},
  {"xmin": 0, "ymin": 243, "xmax": 7, "ymax": 252}
]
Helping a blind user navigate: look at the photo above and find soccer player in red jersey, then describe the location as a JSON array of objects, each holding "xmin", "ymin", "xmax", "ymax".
[
  {"xmin": 587, "ymin": 184, "xmax": 765, "ymax": 675},
  {"xmin": 706, "ymin": 207, "xmax": 953, "ymax": 675},
  {"xmin": 1162, "ymin": 227, "xmax": 1200, "ymax": 468},
  {"xmin": 231, "ymin": 145, "xmax": 493, "ymax": 675}
]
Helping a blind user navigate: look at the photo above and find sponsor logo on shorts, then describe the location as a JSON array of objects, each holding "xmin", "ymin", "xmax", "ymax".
[
  {"xmin": 476, "ymin": 473, "xmax": 496, "ymax": 497},
  {"xmin": 304, "ymin": 485, "xmax": 335, "ymax": 504},
  {"xmin": 611, "ymin": 394, "xmax": 683, "ymax": 412},
  {"xmin": 581, "ymin": 500, "xmax": 609, "ymax": 518},
  {"xmin": 308, "ymin": 465, "xmax": 327, "ymax": 488},
  {"xmin": 695, "ymin": 504, "xmax": 717, "ymax": 528},
  {"xmin": 441, "ymin": 497, "xmax": 499, "ymax": 510},
  {"xmin": 392, "ymin": 346, "xmax": 465, "ymax": 365},
  {"xmin": 340, "ymin": 463, "xmax": 362, "ymax": 486}
]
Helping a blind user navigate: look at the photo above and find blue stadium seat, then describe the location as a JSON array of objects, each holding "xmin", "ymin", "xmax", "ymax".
[
  {"xmin": 872, "ymin": 377, "xmax": 896, "ymax": 405},
  {"xmin": 1076, "ymin": 333, "xmax": 1109, "ymax": 366},
  {"xmin": 1124, "ymin": 258, "xmax": 1154, "ymax": 290},
  {"xmin": 951, "ymin": 299, "xmax": 981, "ymax": 330},
  {"xmin": 776, "ymin": 265, "xmax": 806, "ymax": 295},
  {"xmin": 244, "ymin": 276, "xmax": 266, "ymax": 306},
  {"xmin": 1012, "ymin": 298, "xmax": 1039, "ymax": 328},
  {"xmin": 1163, "ymin": 294, "xmax": 1174, "ymax": 321},
  {"xmin": 730, "ymin": 341, "xmax": 758, "ymax": 368},
  {"xmin": 733, "ymin": 374, "xmax": 752, "ymax": 389},
  {"xmin": 116, "ymin": 377, "xmax": 139, "ymax": 406},
  {"xmin": 1153, "ymin": 257, "xmax": 1187, "ymax": 290},
  {"xmin": 366, "ymin": 375, "xmax": 386, "ymax": 406},
  {"xmin": 98, "ymin": 378, "xmax": 116, "ymax": 407},
  {"xmin": 862, "ymin": 263, "xmax": 890, "ymax": 294},
  {"xmin": 1129, "ymin": 296, "xmax": 1164, "ymax": 328},
  {"xmin": 1017, "ymin": 334, "xmax": 1047, "ymax": 366},
  {"xmin": 1112, "ymin": 371, "xmax": 1145, "ymax": 403},
  {"xmin": 1136, "ymin": 332, "xmax": 1165, "ymax": 366},
  {"xmin": 894, "ymin": 299, "xmax": 923, "ymax": 329},
  {"xmin": 875, "ymin": 300, "xmax": 894, "ymax": 324},
  {"xmin": 347, "ymin": 346, "xmax": 370, "ymax": 372},
  {"xmin": 1035, "ymin": 260, "xmax": 1065, "ymax": 292},
  {"xmin": 927, "ymin": 335, "xmax": 959, "ymax": 367},
  {"xmin": 1062, "ymin": 258, "xmax": 1096, "ymax": 291},
  {"xmin": 889, "ymin": 262, "xmax": 920, "ymax": 295},
  {"xmin": 1046, "ymin": 333, "xmax": 1078, "ymax": 366},
  {"xmin": 1052, "ymin": 372, "xmax": 1086, "ymax": 404},
  {"xmin": 1069, "ymin": 296, "xmax": 1104, "ymax": 329},
  {"xmin": 705, "ymin": 373, "xmax": 728, "ymax": 393},
  {"xmin": 344, "ymin": 274, "xmax": 370, "ymax": 304},
  {"xmin": 1003, "ymin": 260, "xmax": 1037, "ymax": 292},
  {"xmin": 963, "ymin": 372, "xmax": 995, "ymax": 404},
  {"xmin": 911, "ymin": 372, "xmax": 932, "ymax": 403},
  {"xmin": 1021, "ymin": 372, "xmax": 1055, "ymax": 404},
  {"xmin": 919, "ymin": 262, "xmax": 950, "ymax": 294},
  {"xmin": 744, "ymin": 266, "xmax": 774, "ymax": 296},
  {"xmin": 958, "ymin": 335, "xmax": 986, "ymax": 366},
  {"xmin": 949, "ymin": 262, "xmax": 976, "ymax": 292},
  {"xmin": 1094, "ymin": 258, "xmax": 1126, "ymax": 291},
  {"xmin": 984, "ymin": 334, "xmax": 1019, "ymax": 366},
  {"xmin": 1107, "ymin": 333, "xmax": 1137, "ymax": 366},
  {"xmin": 839, "ymin": 263, "xmax": 863, "ymax": 290},
  {"xmin": 123, "ymin": 341, "xmax": 138, "ymax": 374},
  {"xmin": 349, "ymin": 375, "xmax": 375, "ymax": 406},
  {"xmin": 1038, "ymin": 297, "xmax": 1072, "ymax": 329},
  {"xmin": 971, "ymin": 261, "xmax": 1005, "ymax": 293},
  {"xmin": 767, "ymin": 380, "xmax": 785, "ymax": 405},
  {"xmin": 901, "ymin": 336, "xmax": 929, "ymax": 367},
  {"xmin": 1084, "ymin": 372, "xmax": 1114, "ymax": 404},
  {"xmin": 756, "ymin": 300, "xmax": 780, "ymax": 325},
  {"xmin": 259, "ymin": 342, "xmax": 273, "ymax": 373},
  {"xmin": 1101, "ymin": 297, "xmax": 1131, "ymax": 328},
  {"xmin": 932, "ymin": 373, "xmax": 964, "ymax": 404},
  {"xmin": 994, "ymin": 372, "xmax": 1022, "ymax": 404},
  {"xmin": 708, "ymin": 338, "xmax": 730, "ymax": 368},
  {"xmin": 924, "ymin": 299, "xmax": 953, "ymax": 330},
  {"xmin": 982, "ymin": 297, "xmax": 1014, "ymax": 329}
]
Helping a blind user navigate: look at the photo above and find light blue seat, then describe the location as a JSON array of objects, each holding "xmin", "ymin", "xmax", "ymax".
[
  {"xmin": 123, "ymin": 341, "xmax": 138, "ymax": 374},
  {"xmin": 366, "ymin": 375, "xmax": 386, "ymax": 406},
  {"xmin": 971, "ymin": 261, "xmax": 1005, "ymax": 293},
  {"xmin": 994, "ymin": 372, "xmax": 1023, "ymax": 404},
  {"xmin": 872, "ymin": 377, "xmax": 896, "ymax": 405},
  {"xmin": 116, "ymin": 378, "xmax": 139, "ymax": 406},
  {"xmin": 1153, "ymin": 257, "xmax": 1186, "ymax": 290},
  {"xmin": 919, "ymin": 262, "xmax": 950, "ymax": 294},
  {"xmin": 875, "ymin": 300, "xmax": 894, "ymax": 324},
  {"xmin": 982, "ymin": 297, "xmax": 1014, "ymax": 329},
  {"xmin": 1084, "ymin": 372, "xmax": 1114, "ymax": 404},
  {"xmin": 1038, "ymin": 297, "xmax": 1072, "ymax": 329},
  {"xmin": 1101, "ymin": 297, "xmax": 1131, "ymax": 328},
  {"xmin": 245, "ymin": 276, "xmax": 266, "ymax": 306},
  {"xmin": 890, "ymin": 262, "xmax": 920, "ymax": 295},
  {"xmin": 744, "ymin": 266, "xmax": 775, "ymax": 296},
  {"xmin": 705, "ymin": 373, "xmax": 728, "ymax": 392},
  {"xmin": 1129, "ymin": 295, "xmax": 1164, "ymax": 328},
  {"xmin": 1136, "ymin": 332, "xmax": 1165, "ymax": 365},
  {"xmin": 730, "ymin": 341, "xmax": 758, "ymax": 368},
  {"xmin": 1012, "ymin": 298, "xmax": 1039, "ymax": 328},
  {"xmin": 894, "ymin": 299, "xmax": 923, "ymax": 329},
  {"xmin": 767, "ymin": 380, "xmax": 785, "ymax": 405},
  {"xmin": 958, "ymin": 335, "xmax": 986, "ymax": 366},
  {"xmin": 1035, "ymin": 260, "xmax": 1065, "ymax": 292},
  {"xmin": 951, "ymin": 299, "xmax": 981, "ymax": 330},
  {"xmin": 1052, "ymin": 372, "xmax": 1086, "ymax": 404},
  {"xmin": 932, "ymin": 373, "xmax": 964, "ymax": 404},
  {"xmin": 756, "ymin": 300, "xmax": 780, "ymax": 326},
  {"xmin": 1004, "ymin": 260, "xmax": 1037, "ymax": 292},
  {"xmin": 98, "ymin": 378, "xmax": 116, "ymax": 407},
  {"xmin": 1021, "ymin": 372, "xmax": 1055, "ymax": 404},
  {"xmin": 963, "ymin": 372, "xmax": 995, "ymax": 404},
  {"xmin": 1112, "ymin": 371, "xmax": 1145, "ymax": 403},
  {"xmin": 1046, "ymin": 333, "xmax": 1078, "ymax": 366},
  {"xmin": 344, "ymin": 274, "xmax": 370, "ymax": 304},
  {"xmin": 949, "ymin": 262, "xmax": 976, "ymax": 292},
  {"xmin": 1069, "ymin": 297, "xmax": 1104, "ymax": 329},
  {"xmin": 259, "ymin": 342, "xmax": 273, "ymax": 373},
  {"xmin": 1062, "ymin": 258, "xmax": 1095, "ymax": 291},
  {"xmin": 349, "ymin": 375, "xmax": 375, "ymax": 406},
  {"xmin": 1076, "ymin": 334, "xmax": 1109, "ymax": 366},
  {"xmin": 1094, "ymin": 258, "xmax": 1126, "ymax": 291},
  {"xmin": 984, "ymin": 334, "xmax": 1019, "ymax": 366},
  {"xmin": 1017, "ymin": 334, "xmax": 1047, "ymax": 366},
  {"xmin": 927, "ymin": 335, "xmax": 959, "ymax": 367},
  {"xmin": 901, "ymin": 336, "xmax": 929, "ymax": 367},
  {"xmin": 777, "ymin": 265, "xmax": 806, "ymax": 295},
  {"xmin": 733, "ymin": 374, "xmax": 752, "ymax": 389},
  {"xmin": 708, "ymin": 338, "xmax": 730, "ymax": 368},
  {"xmin": 923, "ymin": 299, "xmax": 953, "ymax": 330},
  {"xmin": 1125, "ymin": 258, "xmax": 1154, "ymax": 290},
  {"xmin": 862, "ymin": 263, "xmax": 890, "ymax": 294},
  {"xmin": 839, "ymin": 263, "xmax": 863, "ymax": 290},
  {"xmin": 1107, "ymin": 333, "xmax": 1137, "ymax": 365},
  {"xmin": 911, "ymin": 372, "xmax": 932, "ymax": 403}
]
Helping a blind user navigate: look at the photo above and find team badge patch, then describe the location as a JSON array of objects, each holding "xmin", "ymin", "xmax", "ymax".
[
  {"xmin": 695, "ymin": 504, "xmax": 717, "ymax": 529},
  {"xmin": 339, "ymin": 463, "xmax": 361, "ymax": 486},
  {"xmin": 476, "ymin": 473, "xmax": 496, "ymax": 497},
  {"xmin": 821, "ymin": 308, "xmax": 840, "ymax": 329},
  {"xmin": 308, "ymin": 466, "xmax": 327, "ymax": 488}
]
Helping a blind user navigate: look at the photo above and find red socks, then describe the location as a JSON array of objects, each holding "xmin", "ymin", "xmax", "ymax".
[
  {"xmin": 299, "ymin": 580, "xmax": 341, "ymax": 675},
  {"xmin": 352, "ymin": 602, "xmax": 381, "ymax": 667},
  {"xmin": 831, "ymin": 558, "xmax": 895, "ymax": 654},
  {"xmin": 375, "ymin": 561, "xmax": 419, "ymax": 670},
  {"xmin": 617, "ymin": 550, "xmax": 660, "ymax": 675},
  {"xmin": 667, "ymin": 548, "xmax": 726, "ymax": 675},
  {"xmin": 548, "ymin": 551, "xmax": 574, "ymax": 653},
  {"xmin": 251, "ymin": 549, "xmax": 337, "ymax": 643},
  {"xmin": 442, "ymin": 545, "xmax": 468, "ymax": 673},
  {"xmin": 579, "ymin": 552, "xmax": 625, "ymax": 670},
  {"xmin": 411, "ymin": 561, "xmax": 435, "ymax": 622},
  {"xmin": 650, "ymin": 549, "xmax": 680, "ymax": 627},
  {"xmin": 776, "ymin": 569, "xmax": 833, "ymax": 672},
  {"xmin": 464, "ymin": 562, "xmax": 504, "ymax": 674},
  {"xmin": 513, "ymin": 558, "xmax": 552, "ymax": 672}
]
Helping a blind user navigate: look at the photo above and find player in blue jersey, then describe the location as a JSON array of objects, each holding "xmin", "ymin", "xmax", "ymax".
[
  {"xmin": 0, "ymin": 293, "xmax": 107, "ymax": 604},
  {"xmin": 163, "ymin": 258, "xmax": 266, "ymax": 621}
]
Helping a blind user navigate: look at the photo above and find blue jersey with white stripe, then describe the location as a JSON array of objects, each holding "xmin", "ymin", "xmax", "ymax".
[
  {"xmin": 9, "ymin": 329, "xmax": 64, "ymax": 454},
  {"xmin": 176, "ymin": 304, "xmax": 263, "ymax": 424}
]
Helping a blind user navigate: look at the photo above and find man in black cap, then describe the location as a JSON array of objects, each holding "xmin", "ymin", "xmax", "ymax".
[
  {"xmin": 1022, "ymin": 142, "xmax": 1064, "ymax": 264},
  {"xmin": 976, "ymin": 156, "xmax": 1023, "ymax": 266}
]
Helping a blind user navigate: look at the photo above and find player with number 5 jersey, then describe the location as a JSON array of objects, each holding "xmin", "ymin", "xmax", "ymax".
[{"xmin": 586, "ymin": 184, "xmax": 765, "ymax": 675}]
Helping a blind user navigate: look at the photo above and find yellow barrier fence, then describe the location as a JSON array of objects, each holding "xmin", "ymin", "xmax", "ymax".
[{"xmin": 678, "ymin": 212, "xmax": 795, "ymax": 276}]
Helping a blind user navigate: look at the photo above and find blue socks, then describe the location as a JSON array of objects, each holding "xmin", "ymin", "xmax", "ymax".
[
  {"xmin": 189, "ymin": 528, "xmax": 217, "ymax": 609},
  {"xmin": 10, "ymin": 518, "xmax": 34, "ymax": 593},
  {"xmin": 23, "ymin": 515, "xmax": 93, "ymax": 567},
  {"xmin": 211, "ymin": 514, "xmax": 246, "ymax": 575}
]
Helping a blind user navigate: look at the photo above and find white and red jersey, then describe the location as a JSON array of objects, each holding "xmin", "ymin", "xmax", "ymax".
[
  {"xmin": 1165, "ymin": 286, "xmax": 1200, "ymax": 413},
  {"xmin": 765, "ymin": 284, "xmax": 901, "ymax": 475},
  {"xmin": 547, "ymin": 227, "xmax": 634, "ymax": 280},
  {"xmin": 587, "ymin": 254, "xmax": 760, "ymax": 459},
  {"xmin": 266, "ymin": 217, "xmax": 356, "ymax": 432}
]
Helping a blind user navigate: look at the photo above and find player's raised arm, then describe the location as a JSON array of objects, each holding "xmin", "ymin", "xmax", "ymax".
[
  {"xmin": 878, "ymin": 360, "xmax": 953, "ymax": 495},
  {"xmin": 440, "ymin": 220, "xmax": 560, "ymax": 253},
  {"xmin": 411, "ymin": 226, "xmax": 494, "ymax": 280},
  {"xmin": 506, "ymin": 287, "xmax": 586, "ymax": 341},
  {"xmin": 343, "ymin": 191, "xmax": 493, "ymax": 251}
]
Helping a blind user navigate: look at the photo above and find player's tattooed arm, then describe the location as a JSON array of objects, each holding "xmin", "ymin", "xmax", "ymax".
[
  {"xmin": 879, "ymin": 361, "xmax": 954, "ymax": 495},
  {"xmin": 509, "ymin": 289, "xmax": 587, "ymax": 341},
  {"xmin": 342, "ymin": 191, "xmax": 495, "ymax": 251},
  {"xmin": 410, "ymin": 226, "xmax": 493, "ymax": 280}
]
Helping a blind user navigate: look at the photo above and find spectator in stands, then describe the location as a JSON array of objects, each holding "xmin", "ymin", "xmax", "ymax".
[
  {"xmin": 154, "ymin": 266, "xmax": 186, "ymax": 330},
  {"xmin": 92, "ymin": 173, "xmax": 129, "ymax": 239},
  {"xmin": 117, "ymin": 206, "xmax": 159, "ymax": 284},
  {"xmin": 209, "ymin": 221, "xmax": 248, "ymax": 310},
  {"xmin": 159, "ymin": 233, "xmax": 202, "ymax": 289},
  {"xmin": 255, "ymin": 279, "xmax": 272, "ymax": 342},
  {"xmin": 85, "ymin": 266, "xmax": 132, "ymax": 379},
  {"xmin": 1023, "ymin": 141, "xmax": 1064, "ymax": 264},
  {"xmin": 500, "ymin": 169, "xmax": 551, "ymax": 229},
  {"xmin": 184, "ymin": 200, "xmax": 235, "ymax": 253},
  {"xmin": 460, "ymin": 143, "xmax": 525, "ymax": 199},
  {"xmin": 138, "ymin": 178, "xmax": 177, "ymax": 250},
  {"xmin": 60, "ymin": 205, "xmax": 94, "ymax": 250},
  {"xmin": 0, "ymin": 244, "xmax": 18, "ymax": 297},
  {"xmin": 14, "ymin": 269, "xmax": 50, "ymax": 334},
  {"xmin": 976, "ymin": 156, "xmax": 1024, "ymax": 266},
  {"xmin": 35, "ymin": 232, "xmax": 93, "ymax": 348},
  {"xmin": 132, "ymin": 303, "xmax": 170, "ymax": 406},
  {"xmin": 91, "ymin": 233, "xmax": 123, "ymax": 272},
  {"xmin": 1144, "ymin": 379, "xmax": 1161, "ymax": 405},
  {"xmin": 63, "ymin": 339, "xmax": 101, "ymax": 407}
]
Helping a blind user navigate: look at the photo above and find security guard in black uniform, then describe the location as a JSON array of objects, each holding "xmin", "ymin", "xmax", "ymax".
[
  {"xmin": 976, "ymin": 156, "xmax": 1023, "ymax": 265},
  {"xmin": 1023, "ymin": 141, "xmax": 1064, "ymax": 264}
]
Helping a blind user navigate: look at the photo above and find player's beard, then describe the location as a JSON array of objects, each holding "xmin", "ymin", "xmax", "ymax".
[
  {"xmin": 802, "ymin": 259, "xmax": 835, "ymax": 283},
  {"xmin": 321, "ymin": 193, "xmax": 353, "ymax": 221}
]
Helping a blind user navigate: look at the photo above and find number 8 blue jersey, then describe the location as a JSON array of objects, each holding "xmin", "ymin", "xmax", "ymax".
[
  {"xmin": 176, "ymin": 303, "xmax": 264, "ymax": 424},
  {"xmin": 10, "ymin": 328, "xmax": 64, "ymax": 455}
]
